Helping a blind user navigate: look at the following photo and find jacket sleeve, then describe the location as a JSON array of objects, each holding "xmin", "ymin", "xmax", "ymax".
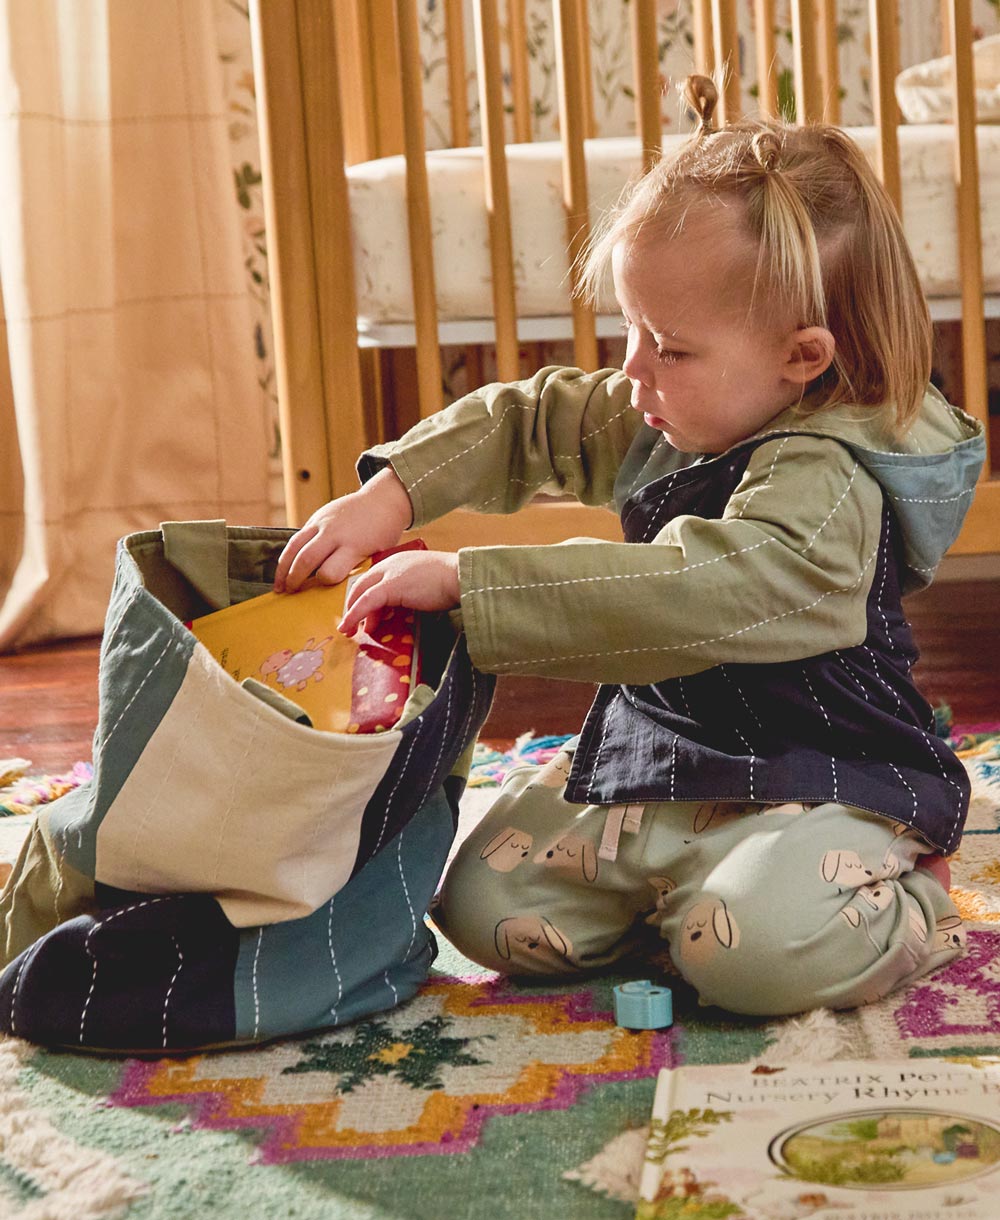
[
  {"xmin": 457, "ymin": 435, "xmax": 885, "ymax": 684},
  {"xmin": 357, "ymin": 366, "xmax": 641, "ymax": 525}
]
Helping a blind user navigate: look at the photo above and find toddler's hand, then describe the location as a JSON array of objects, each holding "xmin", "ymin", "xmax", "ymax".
[
  {"xmin": 274, "ymin": 467, "xmax": 413, "ymax": 593},
  {"xmin": 338, "ymin": 550, "xmax": 460, "ymax": 637}
]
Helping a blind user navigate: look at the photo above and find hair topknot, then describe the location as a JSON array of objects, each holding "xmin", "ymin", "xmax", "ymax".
[
  {"xmin": 682, "ymin": 73, "xmax": 718, "ymax": 133},
  {"xmin": 750, "ymin": 129, "xmax": 782, "ymax": 172}
]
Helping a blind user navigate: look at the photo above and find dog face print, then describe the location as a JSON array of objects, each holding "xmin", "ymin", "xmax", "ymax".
[
  {"xmin": 533, "ymin": 833, "xmax": 598, "ymax": 883},
  {"xmin": 934, "ymin": 915, "xmax": 966, "ymax": 953},
  {"xmin": 531, "ymin": 751, "xmax": 574, "ymax": 789},
  {"xmin": 479, "ymin": 827, "xmax": 533, "ymax": 873},
  {"xmin": 677, "ymin": 898, "xmax": 741, "ymax": 967},
  {"xmin": 907, "ymin": 902, "xmax": 929, "ymax": 944},
  {"xmin": 493, "ymin": 915, "xmax": 575, "ymax": 971},
  {"xmin": 647, "ymin": 876, "xmax": 678, "ymax": 911},
  {"xmin": 878, "ymin": 845, "xmax": 904, "ymax": 880},
  {"xmin": 819, "ymin": 850, "xmax": 875, "ymax": 888},
  {"xmin": 856, "ymin": 881, "xmax": 896, "ymax": 913}
]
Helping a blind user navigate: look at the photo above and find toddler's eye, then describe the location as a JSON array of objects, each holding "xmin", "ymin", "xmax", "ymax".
[{"xmin": 654, "ymin": 347, "xmax": 683, "ymax": 365}]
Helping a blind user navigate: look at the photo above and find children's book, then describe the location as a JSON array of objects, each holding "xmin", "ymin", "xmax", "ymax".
[
  {"xmin": 637, "ymin": 1056, "xmax": 1000, "ymax": 1220},
  {"xmin": 187, "ymin": 543, "xmax": 424, "ymax": 734}
]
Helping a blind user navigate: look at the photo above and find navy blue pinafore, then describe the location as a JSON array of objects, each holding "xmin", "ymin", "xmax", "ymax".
[{"xmin": 564, "ymin": 435, "xmax": 969, "ymax": 855}]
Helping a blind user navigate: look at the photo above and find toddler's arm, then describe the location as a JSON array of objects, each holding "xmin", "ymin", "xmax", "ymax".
[
  {"xmin": 359, "ymin": 365, "xmax": 639, "ymax": 528},
  {"xmin": 457, "ymin": 435, "xmax": 886, "ymax": 684},
  {"xmin": 276, "ymin": 364, "xmax": 639, "ymax": 595}
]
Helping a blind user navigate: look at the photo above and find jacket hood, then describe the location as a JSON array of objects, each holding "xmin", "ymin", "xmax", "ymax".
[{"xmin": 758, "ymin": 384, "xmax": 986, "ymax": 593}]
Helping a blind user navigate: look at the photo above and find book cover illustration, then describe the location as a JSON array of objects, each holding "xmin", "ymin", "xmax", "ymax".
[
  {"xmin": 637, "ymin": 1057, "xmax": 1000, "ymax": 1220},
  {"xmin": 187, "ymin": 543, "xmax": 424, "ymax": 734}
]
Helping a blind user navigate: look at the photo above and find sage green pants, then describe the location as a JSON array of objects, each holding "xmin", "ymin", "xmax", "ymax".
[{"xmin": 434, "ymin": 750, "xmax": 964, "ymax": 1016}]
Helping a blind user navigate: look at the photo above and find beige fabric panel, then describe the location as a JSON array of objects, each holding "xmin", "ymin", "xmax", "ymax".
[{"xmin": 94, "ymin": 645, "xmax": 402, "ymax": 927}]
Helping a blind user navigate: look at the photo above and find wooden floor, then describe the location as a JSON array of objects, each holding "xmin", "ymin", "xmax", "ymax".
[{"xmin": 1, "ymin": 578, "xmax": 999, "ymax": 773}]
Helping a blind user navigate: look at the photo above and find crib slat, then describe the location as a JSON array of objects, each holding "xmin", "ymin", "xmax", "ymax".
[
  {"xmin": 339, "ymin": 1, "xmax": 407, "ymax": 162},
  {"xmin": 940, "ymin": 0, "xmax": 952, "ymax": 54},
  {"xmin": 790, "ymin": 0, "xmax": 821, "ymax": 123},
  {"xmin": 553, "ymin": 0, "xmax": 598, "ymax": 370},
  {"xmin": 711, "ymin": 0, "xmax": 741, "ymax": 122},
  {"xmin": 445, "ymin": 2, "xmax": 489, "ymax": 404},
  {"xmin": 250, "ymin": 0, "xmax": 330, "ymax": 519},
  {"xmin": 333, "ymin": 2, "xmax": 377, "ymax": 164},
  {"xmin": 693, "ymin": 0, "xmax": 715, "ymax": 78},
  {"xmin": 294, "ymin": 0, "xmax": 370, "ymax": 499},
  {"xmin": 395, "ymin": 0, "xmax": 443, "ymax": 417},
  {"xmin": 869, "ymin": 0, "xmax": 902, "ymax": 213},
  {"xmin": 631, "ymin": 0, "xmax": 661, "ymax": 171},
  {"xmin": 754, "ymin": 0, "xmax": 779, "ymax": 119},
  {"xmin": 948, "ymin": 0, "xmax": 990, "ymax": 438},
  {"xmin": 445, "ymin": 0, "xmax": 470, "ymax": 148},
  {"xmin": 577, "ymin": 0, "xmax": 597, "ymax": 139},
  {"xmin": 818, "ymin": 0, "xmax": 841, "ymax": 124},
  {"xmin": 509, "ymin": 0, "xmax": 534, "ymax": 143},
  {"xmin": 474, "ymin": 0, "xmax": 520, "ymax": 381}
]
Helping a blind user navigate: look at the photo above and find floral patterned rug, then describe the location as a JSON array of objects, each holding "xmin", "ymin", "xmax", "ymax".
[{"xmin": 1, "ymin": 729, "xmax": 999, "ymax": 1219}]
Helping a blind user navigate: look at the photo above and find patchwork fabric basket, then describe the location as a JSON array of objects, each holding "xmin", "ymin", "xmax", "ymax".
[{"xmin": 0, "ymin": 522, "xmax": 494, "ymax": 1053}]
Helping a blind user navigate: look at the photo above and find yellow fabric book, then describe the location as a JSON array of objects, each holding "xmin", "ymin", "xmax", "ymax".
[{"xmin": 187, "ymin": 545, "xmax": 422, "ymax": 734}]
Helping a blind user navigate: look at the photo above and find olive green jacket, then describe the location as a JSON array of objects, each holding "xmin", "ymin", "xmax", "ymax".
[{"xmin": 359, "ymin": 367, "xmax": 983, "ymax": 686}]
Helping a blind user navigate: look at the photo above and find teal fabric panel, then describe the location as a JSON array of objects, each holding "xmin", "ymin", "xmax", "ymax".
[
  {"xmin": 850, "ymin": 436, "xmax": 987, "ymax": 592},
  {"xmin": 232, "ymin": 787, "xmax": 457, "ymax": 1043},
  {"xmin": 49, "ymin": 562, "xmax": 195, "ymax": 879}
]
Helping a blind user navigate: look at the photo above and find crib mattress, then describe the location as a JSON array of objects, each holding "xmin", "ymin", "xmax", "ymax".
[{"xmin": 347, "ymin": 126, "xmax": 1000, "ymax": 327}]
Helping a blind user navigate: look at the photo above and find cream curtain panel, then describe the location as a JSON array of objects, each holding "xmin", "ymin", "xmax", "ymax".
[{"xmin": 0, "ymin": 0, "xmax": 270, "ymax": 649}]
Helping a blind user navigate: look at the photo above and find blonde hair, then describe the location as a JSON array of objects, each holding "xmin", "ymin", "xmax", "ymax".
[{"xmin": 580, "ymin": 75, "xmax": 932, "ymax": 433}]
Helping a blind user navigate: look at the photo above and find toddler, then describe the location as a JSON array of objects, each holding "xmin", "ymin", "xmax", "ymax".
[{"xmin": 275, "ymin": 76, "xmax": 985, "ymax": 1016}]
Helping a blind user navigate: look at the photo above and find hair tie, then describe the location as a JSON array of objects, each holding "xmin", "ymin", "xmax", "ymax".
[{"xmin": 751, "ymin": 131, "xmax": 782, "ymax": 172}]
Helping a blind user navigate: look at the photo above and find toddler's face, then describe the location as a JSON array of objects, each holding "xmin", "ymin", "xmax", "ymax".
[{"xmin": 612, "ymin": 223, "xmax": 803, "ymax": 454}]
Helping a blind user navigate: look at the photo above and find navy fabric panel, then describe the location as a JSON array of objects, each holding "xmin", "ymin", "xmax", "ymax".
[
  {"xmin": 619, "ymin": 448, "xmax": 752, "ymax": 542},
  {"xmin": 566, "ymin": 434, "xmax": 970, "ymax": 854},
  {"xmin": 233, "ymin": 781, "xmax": 462, "ymax": 1043},
  {"xmin": 0, "ymin": 891, "xmax": 239, "ymax": 1052},
  {"xmin": 350, "ymin": 635, "xmax": 495, "ymax": 878}
]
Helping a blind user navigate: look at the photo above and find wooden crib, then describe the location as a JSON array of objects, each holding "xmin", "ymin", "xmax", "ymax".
[{"xmin": 247, "ymin": 0, "xmax": 997, "ymax": 554}]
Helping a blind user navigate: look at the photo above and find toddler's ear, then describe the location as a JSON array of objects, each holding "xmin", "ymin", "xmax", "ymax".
[{"xmin": 783, "ymin": 326, "xmax": 835, "ymax": 387}]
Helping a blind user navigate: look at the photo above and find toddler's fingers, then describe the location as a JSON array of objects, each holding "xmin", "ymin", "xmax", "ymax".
[
  {"xmin": 339, "ymin": 573, "xmax": 387, "ymax": 637},
  {"xmin": 273, "ymin": 525, "xmax": 317, "ymax": 592},
  {"xmin": 282, "ymin": 532, "xmax": 350, "ymax": 593},
  {"xmin": 315, "ymin": 549, "xmax": 363, "ymax": 587}
]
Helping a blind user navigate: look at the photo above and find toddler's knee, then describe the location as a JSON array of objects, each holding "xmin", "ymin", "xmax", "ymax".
[
  {"xmin": 434, "ymin": 838, "xmax": 579, "ymax": 977},
  {"xmin": 434, "ymin": 891, "xmax": 578, "ymax": 977},
  {"xmin": 668, "ymin": 896, "xmax": 850, "ymax": 1016}
]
